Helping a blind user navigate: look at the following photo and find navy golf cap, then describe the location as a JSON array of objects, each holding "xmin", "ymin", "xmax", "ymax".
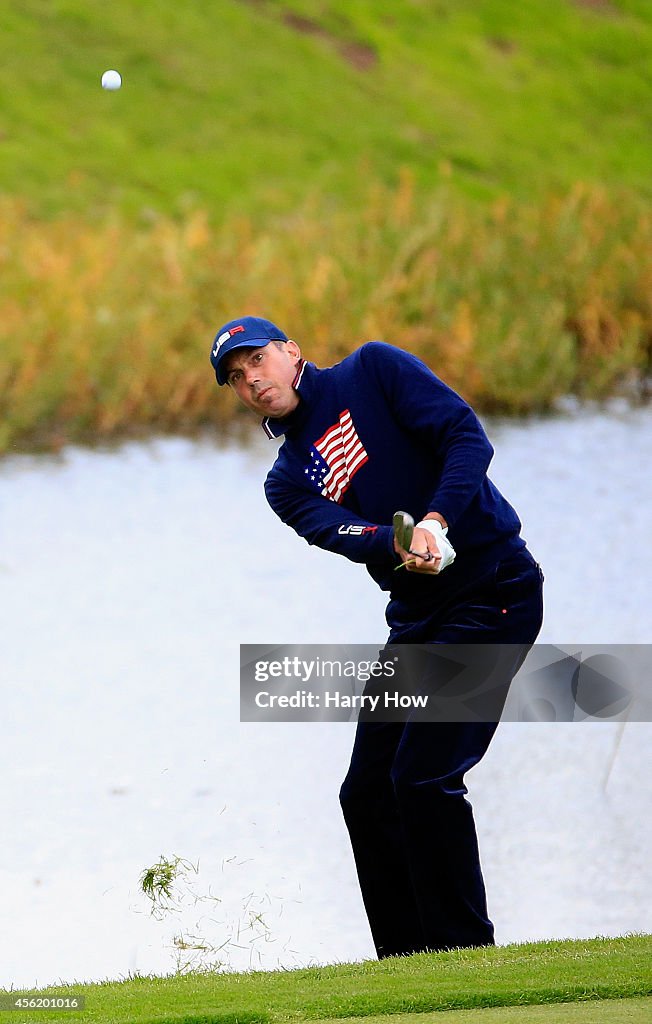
[{"xmin": 210, "ymin": 316, "xmax": 289, "ymax": 385}]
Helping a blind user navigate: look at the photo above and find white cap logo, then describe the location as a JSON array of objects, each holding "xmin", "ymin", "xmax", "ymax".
[
  {"xmin": 212, "ymin": 330, "xmax": 232, "ymax": 358},
  {"xmin": 212, "ymin": 324, "xmax": 245, "ymax": 359}
]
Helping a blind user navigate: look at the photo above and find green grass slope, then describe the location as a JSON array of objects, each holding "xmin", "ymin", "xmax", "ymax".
[
  {"xmin": 1, "ymin": 0, "xmax": 651, "ymax": 220},
  {"xmin": 2, "ymin": 935, "xmax": 651, "ymax": 1024}
]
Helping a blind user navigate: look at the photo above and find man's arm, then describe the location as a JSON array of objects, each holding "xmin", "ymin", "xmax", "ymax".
[
  {"xmin": 360, "ymin": 342, "xmax": 494, "ymax": 529},
  {"xmin": 265, "ymin": 468, "xmax": 395, "ymax": 565}
]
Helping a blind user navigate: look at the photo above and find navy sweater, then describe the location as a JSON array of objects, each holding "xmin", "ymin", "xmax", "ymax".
[{"xmin": 263, "ymin": 342, "xmax": 525, "ymax": 623}]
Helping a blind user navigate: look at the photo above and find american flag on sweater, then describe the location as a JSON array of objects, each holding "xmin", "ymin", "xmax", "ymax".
[{"xmin": 304, "ymin": 409, "xmax": 369, "ymax": 504}]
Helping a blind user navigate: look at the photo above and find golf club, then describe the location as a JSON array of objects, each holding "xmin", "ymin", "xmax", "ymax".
[{"xmin": 393, "ymin": 510, "xmax": 434, "ymax": 563}]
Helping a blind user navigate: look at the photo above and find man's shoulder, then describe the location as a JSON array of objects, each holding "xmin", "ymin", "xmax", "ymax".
[
  {"xmin": 337, "ymin": 340, "xmax": 404, "ymax": 366},
  {"xmin": 264, "ymin": 437, "xmax": 301, "ymax": 488},
  {"xmin": 326, "ymin": 340, "xmax": 409, "ymax": 382},
  {"xmin": 264, "ymin": 449, "xmax": 288, "ymax": 501}
]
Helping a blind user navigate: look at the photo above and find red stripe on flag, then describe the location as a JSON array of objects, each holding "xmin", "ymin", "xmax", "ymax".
[{"xmin": 312, "ymin": 409, "xmax": 368, "ymax": 503}]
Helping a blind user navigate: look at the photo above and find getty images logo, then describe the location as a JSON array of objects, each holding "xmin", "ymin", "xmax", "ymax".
[{"xmin": 337, "ymin": 524, "xmax": 379, "ymax": 535}]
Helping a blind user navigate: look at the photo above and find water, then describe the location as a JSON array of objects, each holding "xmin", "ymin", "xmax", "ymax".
[{"xmin": 1, "ymin": 404, "xmax": 651, "ymax": 989}]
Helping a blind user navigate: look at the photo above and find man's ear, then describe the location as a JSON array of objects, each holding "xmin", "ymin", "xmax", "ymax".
[{"xmin": 286, "ymin": 339, "xmax": 301, "ymax": 362}]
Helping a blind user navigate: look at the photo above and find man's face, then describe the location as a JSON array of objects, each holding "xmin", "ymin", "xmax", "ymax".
[{"xmin": 224, "ymin": 340, "xmax": 301, "ymax": 418}]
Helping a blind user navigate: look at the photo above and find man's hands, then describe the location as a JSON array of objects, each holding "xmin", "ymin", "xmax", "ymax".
[{"xmin": 393, "ymin": 511, "xmax": 455, "ymax": 574}]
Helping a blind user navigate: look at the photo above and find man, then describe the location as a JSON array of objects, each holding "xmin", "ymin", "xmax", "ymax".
[{"xmin": 210, "ymin": 315, "xmax": 544, "ymax": 959}]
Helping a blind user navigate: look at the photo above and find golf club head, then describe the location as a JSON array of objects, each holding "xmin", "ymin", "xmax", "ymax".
[{"xmin": 393, "ymin": 510, "xmax": 415, "ymax": 551}]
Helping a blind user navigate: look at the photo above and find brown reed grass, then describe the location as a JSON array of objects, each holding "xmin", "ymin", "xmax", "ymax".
[{"xmin": 1, "ymin": 178, "xmax": 650, "ymax": 453}]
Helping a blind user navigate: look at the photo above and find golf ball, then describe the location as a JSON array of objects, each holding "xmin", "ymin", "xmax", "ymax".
[{"xmin": 101, "ymin": 69, "xmax": 122, "ymax": 91}]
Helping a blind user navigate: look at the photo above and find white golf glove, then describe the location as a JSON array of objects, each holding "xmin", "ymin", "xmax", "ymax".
[{"xmin": 416, "ymin": 519, "xmax": 456, "ymax": 574}]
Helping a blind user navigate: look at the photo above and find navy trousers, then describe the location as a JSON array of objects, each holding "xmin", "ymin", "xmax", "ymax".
[{"xmin": 339, "ymin": 551, "xmax": 544, "ymax": 958}]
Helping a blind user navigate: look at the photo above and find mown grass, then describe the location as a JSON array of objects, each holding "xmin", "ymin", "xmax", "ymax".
[
  {"xmin": 1, "ymin": 935, "xmax": 650, "ymax": 1024},
  {"xmin": 1, "ymin": 179, "xmax": 650, "ymax": 454},
  {"xmin": 1, "ymin": 0, "xmax": 652, "ymax": 219},
  {"xmin": 326, "ymin": 1000, "xmax": 652, "ymax": 1023}
]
